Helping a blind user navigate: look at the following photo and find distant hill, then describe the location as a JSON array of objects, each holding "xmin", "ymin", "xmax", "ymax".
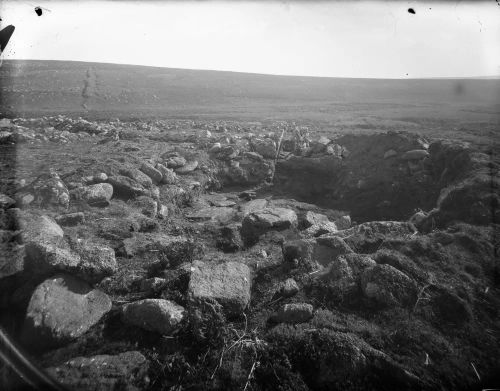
[{"xmin": 0, "ymin": 60, "xmax": 499, "ymax": 123}]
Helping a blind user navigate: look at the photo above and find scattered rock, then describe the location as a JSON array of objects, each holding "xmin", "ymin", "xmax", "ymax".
[
  {"xmin": 188, "ymin": 261, "xmax": 251, "ymax": 316},
  {"xmin": 274, "ymin": 303, "xmax": 314, "ymax": 324},
  {"xmin": 384, "ymin": 149, "xmax": 397, "ymax": 159},
  {"xmin": 20, "ymin": 212, "xmax": 64, "ymax": 260},
  {"xmin": 107, "ymin": 175, "xmax": 148, "ymax": 199},
  {"xmin": 55, "ymin": 212, "xmax": 85, "ymax": 226},
  {"xmin": 96, "ymin": 217, "xmax": 139, "ymax": 240},
  {"xmin": 401, "ymin": 149, "xmax": 429, "ymax": 160},
  {"xmin": 0, "ymin": 193, "xmax": 15, "ymax": 209},
  {"xmin": 73, "ymin": 183, "xmax": 113, "ymax": 206},
  {"xmin": 240, "ymin": 198, "xmax": 268, "ymax": 216},
  {"xmin": 241, "ymin": 207, "xmax": 297, "ymax": 245},
  {"xmin": 23, "ymin": 170, "xmax": 70, "ymax": 208},
  {"xmin": 175, "ymin": 160, "xmax": 198, "ymax": 175},
  {"xmin": 129, "ymin": 195, "xmax": 158, "ymax": 217},
  {"xmin": 45, "ymin": 351, "xmax": 148, "ymax": 391},
  {"xmin": 22, "ymin": 274, "xmax": 112, "ymax": 349},
  {"xmin": 122, "ymin": 299, "xmax": 185, "ymax": 335},
  {"xmin": 165, "ymin": 155, "xmax": 187, "ymax": 169},
  {"xmin": 276, "ymin": 278, "xmax": 300, "ymax": 298},
  {"xmin": 301, "ymin": 211, "xmax": 329, "ymax": 228},
  {"xmin": 250, "ymin": 138, "xmax": 276, "ymax": 159},
  {"xmin": 121, "ymin": 233, "xmax": 195, "ymax": 266},
  {"xmin": 334, "ymin": 215, "xmax": 351, "ymax": 230},
  {"xmin": 140, "ymin": 162, "xmax": 163, "ymax": 183},
  {"xmin": 140, "ymin": 277, "xmax": 167, "ymax": 293},
  {"xmin": 157, "ymin": 203, "xmax": 169, "ymax": 219},
  {"xmin": 360, "ymin": 264, "xmax": 418, "ymax": 307},
  {"xmin": 156, "ymin": 163, "xmax": 177, "ymax": 185},
  {"xmin": 120, "ymin": 168, "xmax": 153, "ymax": 189},
  {"xmin": 187, "ymin": 207, "xmax": 235, "ymax": 224},
  {"xmin": 216, "ymin": 224, "xmax": 243, "ymax": 252}
]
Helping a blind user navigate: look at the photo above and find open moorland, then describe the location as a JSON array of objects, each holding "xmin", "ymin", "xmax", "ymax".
[{"xmin": 0, "ymin": 60, "xmax": 499, "ymax": 391}]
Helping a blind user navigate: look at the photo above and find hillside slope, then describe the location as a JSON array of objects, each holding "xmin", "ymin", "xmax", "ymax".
[{"xmin": 0, "ymin": 60, "xmax": 499, "ymax": 123}]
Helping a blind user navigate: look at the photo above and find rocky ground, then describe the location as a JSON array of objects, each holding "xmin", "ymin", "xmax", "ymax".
[{"xmin": 0, "ymin": 116, "xmax": 499, "ymax": 391}]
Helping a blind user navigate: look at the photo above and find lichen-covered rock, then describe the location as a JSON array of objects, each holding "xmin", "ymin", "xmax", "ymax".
[
  {"xmin": 122, "ymin": 299, "xmax": 185, "ymax": 335},
  {"xmin": 360, "ymin": 264, "xmax": 418, "ymax": 307},
  {"xmin": 45, "ymin": 351, "xmax": 148, "ymax": 391},
  {"xmin": 188, "ymin": 261, "xmax": 251, "ymax": 316},
  {"xmin": 22, "ymin": 274, "xmax": 112, "ymax": 349}
]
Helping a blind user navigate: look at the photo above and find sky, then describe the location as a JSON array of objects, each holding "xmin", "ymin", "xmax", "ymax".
[{"xmin": 0, "ymin": 1, "xmax": 499, "ymax": 78}]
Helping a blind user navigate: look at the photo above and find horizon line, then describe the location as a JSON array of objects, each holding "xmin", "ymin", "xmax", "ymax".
[{"xmin": 3, "ymin": 58, "xmax": 500, "ymax": 81}]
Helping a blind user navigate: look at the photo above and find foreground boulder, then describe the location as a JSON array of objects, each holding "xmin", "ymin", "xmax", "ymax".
[
  {"xmin": 188, "ymin": 261, "xmax": 251, "ymax": 316},
  {"xmin": 22, "ymin": 274, "xmax": 112, "ymax": 349},
  {"xmin": 45, "ymin": 351, "xmax": 148, "ymax": 391},
  {"xmin": 122, "ymin": 299, "xmax": 185, "ymax": 335},
  {"xmin": 360, "ymin": 264, "xmax": 418, "ymax": 307},
  {"xmin": 241, "ymin": 207, "xmax": 298, "ymax": 245}
]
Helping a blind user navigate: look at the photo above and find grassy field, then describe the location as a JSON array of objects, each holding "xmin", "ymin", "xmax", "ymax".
[{"xmin": 1, "ymin": 60, "xmax": 499, "ymax": 145}]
